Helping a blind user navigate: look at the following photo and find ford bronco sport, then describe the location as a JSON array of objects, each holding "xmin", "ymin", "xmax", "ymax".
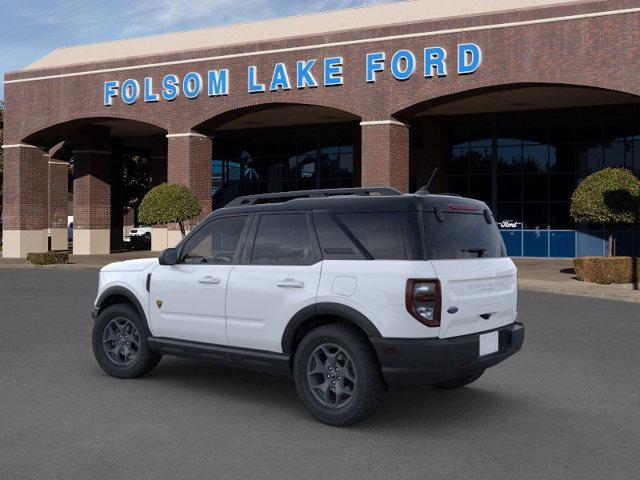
[{"xmin": 92, "ymin": 187, "xmax": 524, "ymax": 426}]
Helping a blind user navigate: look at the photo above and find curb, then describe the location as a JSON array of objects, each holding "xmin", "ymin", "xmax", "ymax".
[
  {"xmin": 518, "ymin": 280, "xmax": 640, "ymax": 304},
  {"xmin": 0, "ymin": 263, "xmax": 101, "ymax": 270}
]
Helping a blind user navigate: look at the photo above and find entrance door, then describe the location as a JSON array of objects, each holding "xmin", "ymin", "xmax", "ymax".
[{"xmin": 149, "ymin": 214, "xmax": 250, "ymax": 345}]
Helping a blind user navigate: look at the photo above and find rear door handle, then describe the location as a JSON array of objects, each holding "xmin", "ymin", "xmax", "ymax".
[
  {"xmin": 198, "ymin": 276, "xmax": 220, "ymax": 285},
  {"xmin": 277, "ymin": 278, "xmax": 305, "ymax": 288}
]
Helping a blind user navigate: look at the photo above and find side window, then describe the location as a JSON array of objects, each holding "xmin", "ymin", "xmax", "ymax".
[
  {"xmin": 251, "ymin": 214, "xmax": 315, "ymax": 265},
  {"xmin": 313, "ymin": 212, "xmax": 365, "ymax": 260},
  {"xmin": 337, "ymin": 212, "xmax": 406, "ymax": 260},
  {"xmin": 181, "ymin": 215, "xmax": 248, "ymax": 264}
]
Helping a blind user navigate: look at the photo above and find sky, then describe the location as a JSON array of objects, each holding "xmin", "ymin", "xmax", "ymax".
[{"xmin": 0, "ymin": 0, "xmax": 398, "ymax": 100}]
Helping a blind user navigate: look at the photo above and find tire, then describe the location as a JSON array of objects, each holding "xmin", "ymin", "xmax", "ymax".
[
  {"xmin": 293, "ymin": 324, "xmax": 385, "ymax": 427},
  {"xmin": 432, "ymin": 369, "xmax": 485, "ymax": 390},
  {"xmin": 92, "ymin": 303, "xmax": 161, "ymax": 379}
]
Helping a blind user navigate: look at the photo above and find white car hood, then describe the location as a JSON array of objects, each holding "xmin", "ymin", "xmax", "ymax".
[{"xmin": 101, "ymin": 258, "xmax": 158, "ymax": 272}]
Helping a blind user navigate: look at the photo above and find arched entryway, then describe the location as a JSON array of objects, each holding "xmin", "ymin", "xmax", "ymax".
[
  {"xmin": 396, "ymin": 84, "xmax": 640, "ymax": 257},
  {"xmin": 3, "ymin": 118, "xmax": 167, "ymax": 257},
  {"xmin": 193, "ymin": 103, "xmax": 361, "ymax": 210}
]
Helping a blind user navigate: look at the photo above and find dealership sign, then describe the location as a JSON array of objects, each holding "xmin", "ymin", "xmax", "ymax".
[{"xmin": 103, "ymin": 43, "xmax": 482, "ymax": 106}]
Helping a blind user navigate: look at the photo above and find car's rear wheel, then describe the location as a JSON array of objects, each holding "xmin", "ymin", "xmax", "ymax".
[
  {"xmin": 293, "ymin": 324, "xmax": 385, "ymax": 427},
  {"xmin": 92, "ymin": 303, "xmax": 161, "ymax": 379},
  {"xmin": 432, "ymin": 369, "xmax": 485, "ymax": 389}
]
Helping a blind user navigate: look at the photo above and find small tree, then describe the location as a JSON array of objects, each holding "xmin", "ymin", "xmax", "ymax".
[
  {"xmin": 570, "ymin": 168, "xmax": 640, "ymax": 256},
  {"xmin": 138, "ymin": 183, "xmax": 202, "ymax": 236}
]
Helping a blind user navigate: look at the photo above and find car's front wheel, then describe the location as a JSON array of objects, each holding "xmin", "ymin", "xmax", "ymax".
[
  {"xmin": 92, "ymin": 303, "xmax": 161, "ymax": 379},
  {"xmin": 293, "ymin": 324, "xmax": 385, "ymax": 427}
]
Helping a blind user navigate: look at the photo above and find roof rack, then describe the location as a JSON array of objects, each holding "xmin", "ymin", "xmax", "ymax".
[{"xmin": 225, "ymin": 187, "xmax": 401, "ymax": 207}]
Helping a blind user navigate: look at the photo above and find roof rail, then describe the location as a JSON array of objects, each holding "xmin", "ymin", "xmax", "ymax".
[{"xmin": 225, "ymin": 187, "xmax": 401, "ymax": 207}]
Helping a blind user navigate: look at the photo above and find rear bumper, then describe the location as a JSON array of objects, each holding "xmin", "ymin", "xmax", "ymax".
[{"xmin": 370, "ymin": 322, "xmax": 524, "ymax": 390}]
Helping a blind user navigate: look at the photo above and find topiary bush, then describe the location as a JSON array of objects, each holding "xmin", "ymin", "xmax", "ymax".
[
  {"xmin": 571, "ymin": 168, "xmax": 640, "ymax": 223},
  {"xmin": 574, "ymin": 256, "xmax": 639, "ymax": 284},
  {"xmin": 138, "ymin": 183, "xmax": 202, "ymax": 236},
  {"xmin": 570, "ymin": 168, "xmax": 640, "ymax": 256},
  {"xmin": 27, "ymin": 251, "xmax": 69, "ymax": 265}
]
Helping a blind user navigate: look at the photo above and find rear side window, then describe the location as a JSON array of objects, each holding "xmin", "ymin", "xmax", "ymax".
[
  {"xmin": 337, "ymin": 212, "xmax": 406, "ymax": 260},
  {"xmin": 313, "ymin": 212, "xmax": 366, "ymax": 260},
  {"xmin": 251, "ymin": 213, "xmax": 315, "ymax": 265},
  {"xmin": 423, "ymin": 211, "xmax": 506, "ymax": 259}
]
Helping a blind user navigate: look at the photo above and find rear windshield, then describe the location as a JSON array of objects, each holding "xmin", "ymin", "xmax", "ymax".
[{"xmin": 423, "ymin": 211, "xmax": 506, "ymax": 259}]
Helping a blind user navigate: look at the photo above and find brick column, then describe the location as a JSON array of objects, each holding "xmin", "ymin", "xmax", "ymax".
[
  {"xmin": 360, "ymin": 120, "xmax": 410, "ymax": 193},
  {"xmin": 151, "ymin": 134, "xmax": 168, "ymax": 187},
  {"xmin": 150, "ymin": 134, "xmax": 169, "ymax": 252},
  {"xmin": 70, "ymin": 126, "xmax": 113, "ymax": 255},
  {"xmin": 1, "ymin": 144, "xmax": 49, "ymax": 258},
  {"xmin": 163, "ymin": 132, "xmax": 212, "ymax": 248},
  {"xmin": 48, "ymin": 159, "xmax": 69, "ymax": 251}
]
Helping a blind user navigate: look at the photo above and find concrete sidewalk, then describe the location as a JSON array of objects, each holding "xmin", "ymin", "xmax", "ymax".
[
  {"xmin": 513, "ymin": 258, "xmax": 640, "ymax": 304},
  {"xmin": 0, "ymin": 250, "xmax": 156, "ymax": 269},
  {"xmin": 1, "ymin": 251, "xmax": 639, "ymax": 303}
]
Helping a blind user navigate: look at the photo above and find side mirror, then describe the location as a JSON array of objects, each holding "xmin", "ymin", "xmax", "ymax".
[{"xmin": 159, "ymin": 248, "xmax": 178, "ymax": 265}]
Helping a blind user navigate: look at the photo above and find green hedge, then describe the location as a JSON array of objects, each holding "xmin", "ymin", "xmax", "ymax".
[
  {"xmin": 570, "ymin": 168, "xmax": 640, "ymax": 224},
  {"xmin": 27, "ymin": 251, "xmax": 70, "ymax": 265},
  {"xmin": 574, "ymin": 256, "xmax": 640, "ymax": 284}
]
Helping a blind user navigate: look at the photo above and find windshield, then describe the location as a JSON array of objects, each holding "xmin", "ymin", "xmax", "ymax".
[{"xmin": 423, "ymin": 211, "xmax": 506, "ymax": 260}]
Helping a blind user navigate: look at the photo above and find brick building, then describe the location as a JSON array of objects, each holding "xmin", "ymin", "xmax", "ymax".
[{"xmin": 3, "ymin": 0, "xmax": 640, "ymax": 258}]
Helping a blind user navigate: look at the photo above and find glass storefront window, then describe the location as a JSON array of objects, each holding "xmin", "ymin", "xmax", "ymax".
[
  {"xmin": 497, "ymin": 145, "xmax": 522, "ymax": 173},
  {"xmin": 443, "ymin": 105, "xmax": 640, "ymax": 232},
  {"xmin": 211, "ymin": 123, "xmax": 357, "ymax": 209},
  {"xmin": 604, "ymin": 140, "xmax": 632, "ymax": 168},
  {"xmin": 523, "ymin": 144, "xmax": 548, "ymax": 173}
]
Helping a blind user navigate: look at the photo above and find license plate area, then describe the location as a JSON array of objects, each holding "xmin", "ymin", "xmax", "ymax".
[{"xmin": 479, "ymin": 331, "xmax": 500, "ymax": 356}]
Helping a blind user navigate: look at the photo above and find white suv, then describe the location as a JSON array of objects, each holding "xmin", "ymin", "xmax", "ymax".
[{"xmin": 91, "ymin": 188, "xmax": 524, "ymax": 426}]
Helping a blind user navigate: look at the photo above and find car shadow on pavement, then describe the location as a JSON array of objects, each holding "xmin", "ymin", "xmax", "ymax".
[{"xmin": 138, "ymin": 356, "xmax": 526, "ymax": 431}]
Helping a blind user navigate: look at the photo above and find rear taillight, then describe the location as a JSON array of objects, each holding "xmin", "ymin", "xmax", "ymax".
[{"xmin": 406, "ymin": 279, "xmax": 441, "ymax": 327}]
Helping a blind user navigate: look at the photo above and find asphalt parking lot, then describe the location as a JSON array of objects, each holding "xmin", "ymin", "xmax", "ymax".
[{"xmin": 1, "ymin": 268, "xmax": 639, "ymax": 480}]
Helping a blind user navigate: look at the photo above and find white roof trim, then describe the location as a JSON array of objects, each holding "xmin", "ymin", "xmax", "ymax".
[
  {"xmin": 5, "ymin": 6, "xmax": 637, "ymax": 86},
  {"xmin": 15, "ymin": 0, "xmax": 600, "ymax": 72}
]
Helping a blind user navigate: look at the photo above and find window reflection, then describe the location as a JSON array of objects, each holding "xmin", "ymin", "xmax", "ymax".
[
  {"xmin": 211, "ymin": 124, "xmax": 357, "ymax": 209},
  {"xmin": 445, "ymin": 106, "xmax": 640, "ymax": 230}
]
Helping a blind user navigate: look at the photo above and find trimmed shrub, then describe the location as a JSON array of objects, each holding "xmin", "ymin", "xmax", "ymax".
[
  {"xmin": 573, "ymin": 256, "xmax": 640, "ymax": 284},
  {"xmin": 27, "ymin": 251, "xmax": 70, "ymax": 265},
  {"xmin": 138, "ymin": 183, "xmax": 202, "ymax": 236},
  {"xmin": 570, "ymin": 168, "xmax": 640, "ymax": 224}
]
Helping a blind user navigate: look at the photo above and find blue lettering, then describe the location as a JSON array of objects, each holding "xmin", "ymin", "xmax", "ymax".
[
  {"xmin": 296, "ymin": 60, "xmax": 318, "ymax": 88},
  {"xmin": 270, "ymin": 63, "xmax": 291, "ymax": 91},
  {"xmin": 121, "ymin": 79, "xmax": 140, "ymax": 104},
  {"xmin": 366, "ymin": 52, "xmax": 385, "ymax": 82},
  {"xmin": 208, "ymin": 69, "xmax": 229, "ymax": 96},
  {"xmin": 457, "ymin": 43, "xmax": 482, "ymax": 74},
  {"xmin": 248, "ymin": 66, "xmax": 265, "ymax": 93},
  {"xmin": 104, "ymin": 80, "xmax": 119, "ymax": 106},
  {"xmin": 424, "ymin": 47, "xmax": 447, "ymax": 77},
  {"xmin": 183, "ymin": 72, "xmax": 203, "ymax": 99},
  {"xmin": 143, "ymin": 77, "xmax": 159, "ymax": 102},
  {"xmin": 161, "ymin": 74, "xmax": 179, "ymax": 101},
  {"xmin": 324, "ymin": 57, "xmax": 343, "ymax": 86},
  {"xmin": 390, "ymin": 50, "xmax": 415, "ymax": 81}
]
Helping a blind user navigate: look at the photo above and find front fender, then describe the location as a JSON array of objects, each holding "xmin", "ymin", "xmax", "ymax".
[{"xmin": 94, "ymin": 281, "xmax": 151, "ymax": 336}]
